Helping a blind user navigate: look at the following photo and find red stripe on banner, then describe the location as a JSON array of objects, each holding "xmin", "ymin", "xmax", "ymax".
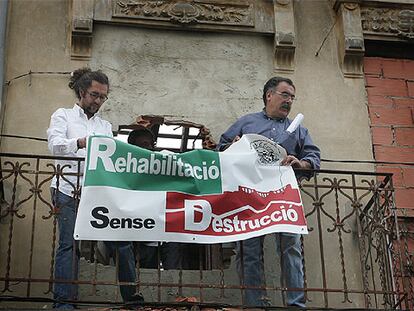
[{"xmin": 165, "ymin": 184, "xmax": 306, "ymax": 236}]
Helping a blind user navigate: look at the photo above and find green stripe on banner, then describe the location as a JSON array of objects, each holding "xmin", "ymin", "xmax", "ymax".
[{"xmin": 84, "ymin": 136, "xmax": 222, "ymax": 195}]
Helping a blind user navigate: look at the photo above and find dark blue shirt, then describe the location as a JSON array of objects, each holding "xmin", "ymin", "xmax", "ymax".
[{"xmin": 218, "ymin": 110, "xmax": 321, "ymax": 176}]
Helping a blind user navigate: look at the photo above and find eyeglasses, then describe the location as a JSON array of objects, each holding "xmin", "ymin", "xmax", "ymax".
[
  {"xmin": 85, "ymin": 90, "xmax": 108, "ymax": 102},
  {"xmin": 274, "ymin": 90, "xmax": 296, "ymax": 101}
]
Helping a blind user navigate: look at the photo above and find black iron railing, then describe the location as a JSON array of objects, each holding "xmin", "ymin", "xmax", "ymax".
[{"xmin": 0, "ymin": 153, "xmax": 412, "ymax": 309}]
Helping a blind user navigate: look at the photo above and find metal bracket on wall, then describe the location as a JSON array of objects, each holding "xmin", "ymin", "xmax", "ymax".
[
  {"xmin": 273, "ymin": 0, "xmax": 296, "ymax": 73},
  {"xmin": 333, "ymin": 1, "xmax": 365, "ymax": 78},
  {"xmin": 71, "ymin": 0, "xmax": 94, "ymax": 60}
]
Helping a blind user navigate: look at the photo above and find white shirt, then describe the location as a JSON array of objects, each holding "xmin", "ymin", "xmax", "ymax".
[{"xmin": 47, "ymin": 104, "xmax": 113, "ymax": 196}]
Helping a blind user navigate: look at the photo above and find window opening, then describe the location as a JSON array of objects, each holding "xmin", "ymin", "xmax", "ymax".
[{"xmin": 114, "ymin": 115, "xmax": 230, "ymax": 270}]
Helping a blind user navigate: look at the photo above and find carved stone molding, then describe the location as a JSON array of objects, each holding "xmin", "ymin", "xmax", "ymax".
[
  {"xmin": 273, "ymin": 0, "xmax": 296, "ymax": 73},
  {"xmin": 73, "ymin": 0, "xmax": 290, "ymax": 62},
  {"xmin": 71, "ymin": 0, "xmax": 94, "ymax": 59},
  {"xmin": 335, "ymin": 2, "xmax": 365, "ymax": 78},
  {"xmin": 361, "ymin": 7, "xmax": 414, "ymax": 40},
  {"xmin": 113, "ymin": 0, "xmax": 254, "ymax": 27}
]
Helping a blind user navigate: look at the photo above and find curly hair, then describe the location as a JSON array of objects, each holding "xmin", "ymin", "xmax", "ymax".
[{"xmin": 68, "ymin": 67, "xmax": 109, "ymax": 99}]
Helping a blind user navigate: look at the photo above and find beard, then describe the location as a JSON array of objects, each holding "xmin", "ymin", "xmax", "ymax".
[{"xmin": 84, "ymin": 102, "xmax": 100, "ymax": 116}]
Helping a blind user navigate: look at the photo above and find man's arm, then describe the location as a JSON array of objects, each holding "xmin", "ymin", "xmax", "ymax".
[
  {"xmin": 298, "ymin": 130, "xmax": 321, "ymax": 170},
  {"xmin": 282, "ymin": 128, "xmax": 320, "ymax": 178},
  {"xmin": 47, "ymin": 109, "xmax": 79, "ymax": 155},
  {"xmin": 104, "ymin": 121, "xmax": 113, "ymax": 138},
  {"xmin": 74, "ymin": 121, "xmax": 112, "ymax": 148},
  {"xmin": 217, "ymin": 120, "xmax": 243, "ymax": 151}
]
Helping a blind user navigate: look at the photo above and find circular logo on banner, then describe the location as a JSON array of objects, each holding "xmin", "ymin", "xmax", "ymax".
[{"xmin": 250, "ymin": 139, "xmax": 287, "ymax": 165}]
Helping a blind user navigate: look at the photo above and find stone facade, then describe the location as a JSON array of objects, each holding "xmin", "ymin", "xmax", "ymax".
[{"xmin": 1, "ymin": 0, "xmax": 413, "ymax": 309}]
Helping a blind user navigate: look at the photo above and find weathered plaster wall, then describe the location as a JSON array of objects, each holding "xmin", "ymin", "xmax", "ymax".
[
  {"xmin": 91, "ymin": 26, "xmax": 273, "ymax": 137},
  {"xmin": 0, "ymin": 0, "xmax": 83, "ymax": 155},
  {"xmin": 292, "ymin": 0, "xmax": 373, "ymax": 170}
]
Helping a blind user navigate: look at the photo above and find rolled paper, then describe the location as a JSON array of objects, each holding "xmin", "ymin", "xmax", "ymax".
[{"xmin": 286, "ymin": 113, "xmax": 304, "ymax": 133}]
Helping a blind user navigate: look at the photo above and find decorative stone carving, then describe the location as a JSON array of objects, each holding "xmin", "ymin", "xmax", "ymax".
[
  {"xmin": 273, "ymin": 0, "xmax": 296, "ymax": 72},
  {"xmin": 71, "ymin": 0, "xmax": 94, "ymax": 59},
  {"xmin": 113, "ymin": 0, "xmax": 254, "ymax": 27},
  {"xmin": 399, "ymin": 10, "xmax": 414, "ymax": 40},
  {"xmin": 361, "ymin": 7, "xmax": 414, "ymax": 40},
  {"xmin": 335, "ymin": 2, "xmax": 365, "ymax": 78}
]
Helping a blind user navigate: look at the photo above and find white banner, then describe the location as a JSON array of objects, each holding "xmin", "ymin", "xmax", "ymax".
[{"xmin": 74, "ymin": 134, "xmax": 307, "ymax": 243}]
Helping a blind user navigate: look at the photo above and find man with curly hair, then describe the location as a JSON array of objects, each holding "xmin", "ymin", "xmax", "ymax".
[{"xmin": 47, "ymin": 68, "xmax": 140, "ymax": 308}]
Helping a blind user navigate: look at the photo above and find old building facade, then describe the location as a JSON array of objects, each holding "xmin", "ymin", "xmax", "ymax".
[{"xmin": 0, "ymin": 0, "xmax": 413, "ymax": 309}]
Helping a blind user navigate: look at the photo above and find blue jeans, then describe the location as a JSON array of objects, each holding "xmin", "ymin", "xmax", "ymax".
[
  {"xmin": 52, "ymin": 189, "xmax": 79, "ymax": 309},
  {"xmin": 104, "ymin": 241, "xmax": 138, "ymax": 302},
  {"xmin": 236, "ymin": 233, "xmax": 305, "ymax": 307},
  {"xmin": 52, "ymin": 190, "xmax": 142, "ymax": 306}
]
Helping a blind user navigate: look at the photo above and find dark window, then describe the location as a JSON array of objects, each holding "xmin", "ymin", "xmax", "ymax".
[{"xmin": 364, "ymin": 39, "xmax": 414, "ymax": 59}]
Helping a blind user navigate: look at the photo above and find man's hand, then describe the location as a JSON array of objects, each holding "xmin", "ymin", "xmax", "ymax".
[
  {"xmin": 281, "ymin": 155, "xmax": 311, "ymax": 169},
  {"xmin": 232, "ymin": 135, "xmax": 241, "ymax": 144},
  {"xmin": 220, "ymin": 135, "xmax": 241, "ymax": 151},
  {"xmin": 77, "ymin": 137, "xmax": 87, "ymax": 149}
]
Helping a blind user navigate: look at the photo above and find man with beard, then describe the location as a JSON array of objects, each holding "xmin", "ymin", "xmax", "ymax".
[
  {"xmin": 217, "ymin": 77, "xmax": 320, "ymax": 307},
  {"xmin": 47, "ymin": 68, "xmax": 141, "ymax": 308}
]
